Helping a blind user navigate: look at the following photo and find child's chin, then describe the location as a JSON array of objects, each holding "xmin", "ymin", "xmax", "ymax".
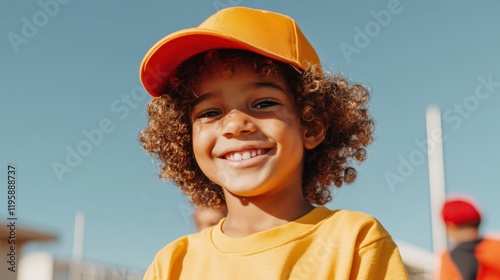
[{"xmin": 223, "ymin": 185, "xmax": 268, "ymax": 198}]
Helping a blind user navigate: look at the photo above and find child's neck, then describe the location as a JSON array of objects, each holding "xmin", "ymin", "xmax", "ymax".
[{"xmin": 221, "ymin": 190, "xmax": 315, "ymax": 237}]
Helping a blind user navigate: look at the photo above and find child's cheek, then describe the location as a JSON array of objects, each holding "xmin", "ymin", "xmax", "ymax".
[
  {"xmin": 192, "ymin": 124, "xmax": 202, "ymax": 138},
  {"xmin": 261, "ymin": 121, "xmax": 288, "ymax": 138},
  {"xmin": 277, "ymin": 106, "xmax": 302, "ymax": 125},
  {"xmin": 192, "ymin": 124, "xmax": 214, "ymax": 153}
]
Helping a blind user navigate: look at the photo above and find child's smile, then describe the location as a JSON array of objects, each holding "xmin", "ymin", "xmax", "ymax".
[
  {"xmin": 222, "ymin": 148, "xmax": 268, "ymax": 161},
  {"xmin": 190, "ymin": 63, "xmax": 311, "ymax": 199}
]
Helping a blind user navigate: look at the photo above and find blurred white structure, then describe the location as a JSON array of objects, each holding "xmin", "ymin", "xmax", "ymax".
[
  {"xmin": 397, "ymin": 241, "xmax": 437, "ymax": 280},
  {"xmin": 18, "ymin": 253, "xmax": 144, "ymax": 280},
  {"xmin": 426, "ymin": 105, "xmax": 448, "ymax": 254},
  {"xmin": 1, "ymin": 215, "xmax": 144, "ymax": 280},
  {"xmin": 70, "ymin": 211, "xmax": 85, "ymax": 280},
  {"xmin": 0, "ymin": 222, "xmax": 56, "ymax": 280}
]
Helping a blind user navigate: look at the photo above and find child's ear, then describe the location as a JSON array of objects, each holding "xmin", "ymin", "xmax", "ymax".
[{"xmin": 303, "ymin": 125, "xmax": 325, "ymax": 150}]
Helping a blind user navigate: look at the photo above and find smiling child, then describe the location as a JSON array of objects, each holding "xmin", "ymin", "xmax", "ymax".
[{"xmin": 139, "ymin": 6, "xmax": 409, "ymax": 280}]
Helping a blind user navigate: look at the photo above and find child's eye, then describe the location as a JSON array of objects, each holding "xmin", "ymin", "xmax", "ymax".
[
  {"xmin": 254, "ymin": 99, "xmax": 279, "ymax": 109},
  {"xmin": 196, "ymin": 109, "xmax": 221, "ymax": 119}
]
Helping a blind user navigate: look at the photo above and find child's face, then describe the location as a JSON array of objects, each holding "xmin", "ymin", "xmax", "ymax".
[{"xmin": 190, "ymin": 63, "xmax": 310, "ymax": 200}]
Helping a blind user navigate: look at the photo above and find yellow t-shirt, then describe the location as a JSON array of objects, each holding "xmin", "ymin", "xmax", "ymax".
[{"xmin": 143, "ymin": 206, "xmax": 409, "ymax": 280}]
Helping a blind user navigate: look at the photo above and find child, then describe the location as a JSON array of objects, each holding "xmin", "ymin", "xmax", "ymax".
[{"xmin": 139, "ymin": 6, "xmax": 409, "ymax": 279}]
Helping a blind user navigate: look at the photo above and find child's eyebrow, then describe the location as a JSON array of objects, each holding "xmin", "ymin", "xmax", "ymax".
[
  {"xmin": 192, "ymin": 92, "xmax": 216, "ymax": 108},
  {"xmin": 192, "ymin": 81, "xmax": 287, "ymax": 108},
  {"xmin": 249, "ymin": 81, "xmax": 287, "ymax": 95}
]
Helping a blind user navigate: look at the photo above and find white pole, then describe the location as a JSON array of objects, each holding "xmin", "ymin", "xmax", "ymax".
[
  {"xmin": 70, "ymin": 211, "xmax": 85, "ymax": 280},
  {"xmin": 426, "ymin": 105, "xmax": 448, "ymax": 254}
]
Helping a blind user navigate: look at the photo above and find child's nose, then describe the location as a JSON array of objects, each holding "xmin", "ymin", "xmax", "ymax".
[{"xmin": 219, "ymin": 109, "xmax": 256, "ymax": 137}]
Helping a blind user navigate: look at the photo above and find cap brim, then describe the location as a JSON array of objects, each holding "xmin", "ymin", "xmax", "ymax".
[{"xmin": 140, "ymin": 28, "xmax": 302, "ymax": 97}]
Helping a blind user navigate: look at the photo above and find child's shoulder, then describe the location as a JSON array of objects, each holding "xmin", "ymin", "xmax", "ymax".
[
  {"xmin": 327, "ymin": 208, "xmax": 385, "ymax": 225},
  {"xmin": 321, "ymin": 206, "xmax": 384, "ymax": 224},
  {"xmin": 152, "ymin": 227, "xmax": 211, "ymax": 260},
  {"xmin": 319, "ymin": 207, "xmax": 393, "ymax": 244},
  {"xmin": 144, "ymin": 228, "xmax": 215, "ymax": 278}
]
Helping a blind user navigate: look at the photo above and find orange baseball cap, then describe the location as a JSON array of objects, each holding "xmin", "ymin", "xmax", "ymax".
[{"xmin": 139, "ymin": 6, "xmax": 322, "ymax": 97}]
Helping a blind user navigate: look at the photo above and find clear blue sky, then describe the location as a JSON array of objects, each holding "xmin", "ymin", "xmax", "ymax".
[{"xmin": 1, "ymin": 0, "xmax": 500, "ymax": 272}]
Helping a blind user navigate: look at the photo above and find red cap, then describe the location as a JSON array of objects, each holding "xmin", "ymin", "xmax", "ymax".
[{"xmin": 441, "ymin": 198, "xmax": 481, "ymax": 226}]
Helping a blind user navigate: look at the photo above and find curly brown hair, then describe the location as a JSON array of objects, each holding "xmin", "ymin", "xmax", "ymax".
[{"xmin": 139, "ymin": 49, "xmax": 374, "ymax": 208}]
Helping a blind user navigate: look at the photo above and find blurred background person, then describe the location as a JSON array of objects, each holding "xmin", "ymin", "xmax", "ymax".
[
  {"xmin": 193, "ymin": 207, "xmax": 227, "ymax": 232},
  {"xmin": 437, "ymin": 196, "xmax": 500, "ymax": 280}
]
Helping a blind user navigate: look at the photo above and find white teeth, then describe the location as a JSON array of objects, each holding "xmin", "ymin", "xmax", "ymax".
[
  {"xmin": 233, "ymin": 153, "xmax": 243, "ymax": 160},
  {"xmin": 242, "ymin": 152, "xmax": 251, "ymax": 160},
  {"xmin": 226, "ymin": 149, "xmax": 265, "ymax": 161}
]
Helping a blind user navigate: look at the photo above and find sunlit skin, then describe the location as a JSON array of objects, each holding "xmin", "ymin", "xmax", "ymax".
[{"xmin": 190, "ymin": 63, "xmax": 324, "ymax": 237}]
